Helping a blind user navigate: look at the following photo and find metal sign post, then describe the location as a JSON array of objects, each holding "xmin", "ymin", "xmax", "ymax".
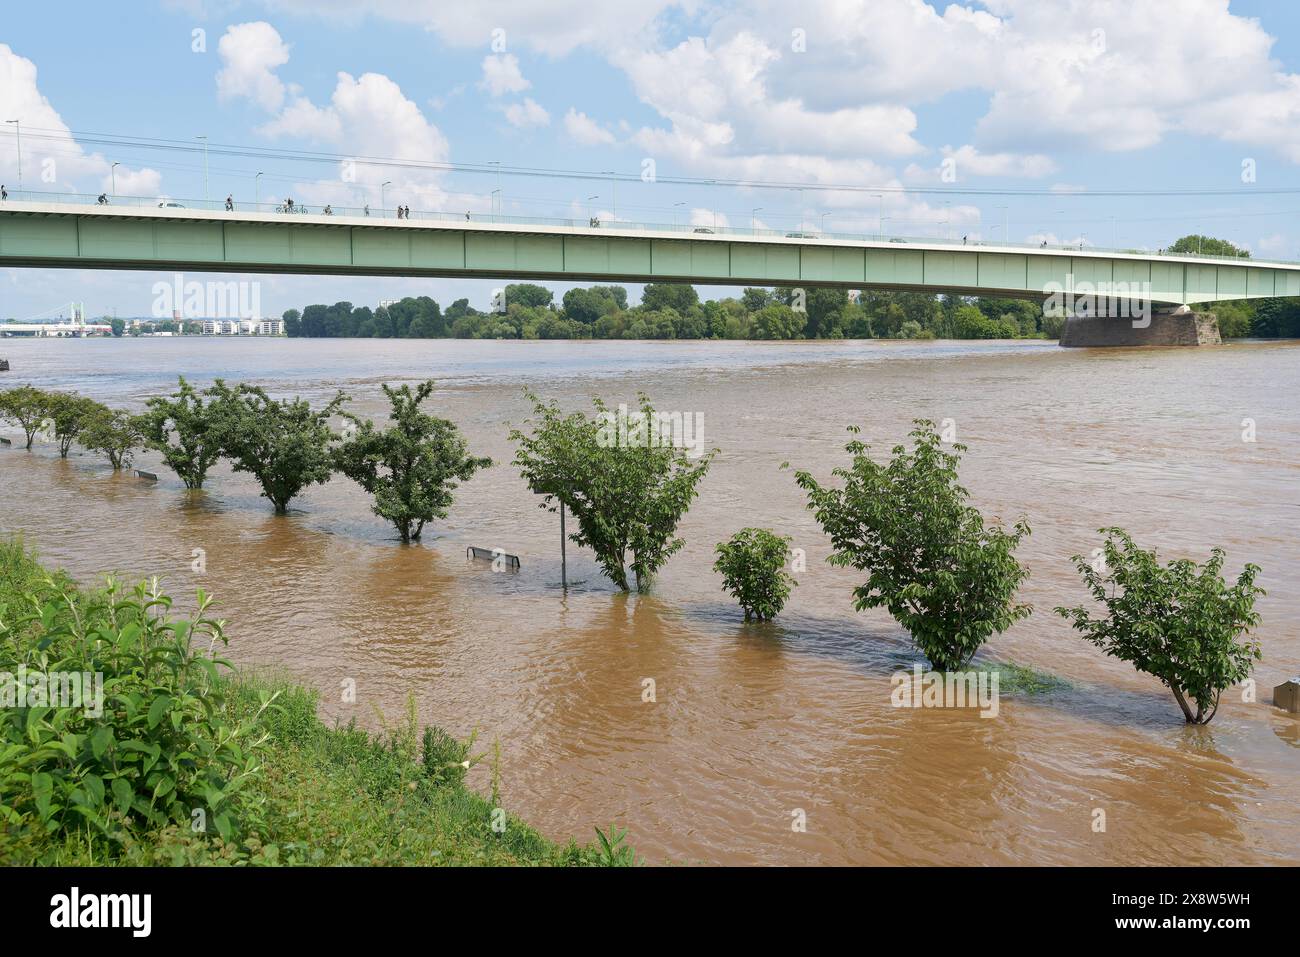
[{"xmin": 560, "ymin": 501, "xmax": 568, "ymax": 589}]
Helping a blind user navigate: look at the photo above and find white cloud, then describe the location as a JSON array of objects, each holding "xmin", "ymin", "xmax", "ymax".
[
  {"xmin": 503, "ymin": 98, "xmax": 550, "ymax": 129},
  {"xmin": 215, "ymin": 25, "xmax": 454, "ymax": 211},
  {"xmin": 564, "ymin": 108, "xmax": 617, "ymax": 145},
  {"xmin": 903, "ymin": 145, "xmax": 1056, "ymax": 182},
  {"xmin": 479, "ymin": 53, "xmax": 530, "ymax": 97},
  {"xmin": 0, "ymin": 43, "xmax": 160, "ymax": 197},
  {"xmin": 264, "ymin": 0, "xmax": 689, "ymax": 57},
  {"xmin": 689, "ymin": 207, "xmax": 727, "ymax": 228},
  {"xmin": 216, "ymin": 22, "xmax": 290, "ymax": 112}
]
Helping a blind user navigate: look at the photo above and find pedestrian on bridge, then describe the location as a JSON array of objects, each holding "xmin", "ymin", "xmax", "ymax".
[
  {"xmin": 225, "ymin": 194, "xmax": 234, "ymax": 211},
  {"xmin": 1, "ymin": 185, "xmax": 6, "ymax": 200}
]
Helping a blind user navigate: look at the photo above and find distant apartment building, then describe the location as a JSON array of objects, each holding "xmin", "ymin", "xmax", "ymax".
[{"xmin": 199, "ymin": 318, "xmax": 283, "ymax": 336}]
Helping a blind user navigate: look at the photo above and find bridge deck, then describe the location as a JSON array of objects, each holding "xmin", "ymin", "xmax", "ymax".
[{"xmin": 3, "ymin": 195, "xmax": 1298, "ymax": 306}]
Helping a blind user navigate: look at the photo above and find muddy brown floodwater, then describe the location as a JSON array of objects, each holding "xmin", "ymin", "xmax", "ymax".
[{"xmin": 1, "ymin": 336, "xmax": 1298, "ymax": 865}]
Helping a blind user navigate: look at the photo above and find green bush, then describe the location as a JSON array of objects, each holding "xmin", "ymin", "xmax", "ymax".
[
  {"xmin": 1056, "ymin": 528, "xmax": 1263, "ymax": 724},
  {"xmin": 421, "ymin": 726, "xmax": 478, "ymax": 788},
  {"xmin": 714, "ymin": 528, "xmax": 796, "ymax": 621},
  {"xmin": 0, "ymin": 558, "xmax": 278, "ymax": 847},
  {"xmin": 795, "ymin": 420, "xmax": 1031, "ymax": 670}
]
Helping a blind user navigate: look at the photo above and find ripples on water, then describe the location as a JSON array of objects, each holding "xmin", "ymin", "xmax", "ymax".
[{"xmin": 1, "ymin": 336, "xmax": 1297, "ymax": 864}]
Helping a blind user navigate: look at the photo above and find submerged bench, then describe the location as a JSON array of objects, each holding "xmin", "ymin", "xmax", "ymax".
[{"xmin": 467, "ymin": 546, "xmax": 520, "ymax": 569}]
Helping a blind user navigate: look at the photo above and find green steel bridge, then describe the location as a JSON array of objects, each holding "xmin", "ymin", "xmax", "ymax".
[{"xmin": 3, "ymin": 191, "xmax": 1299, "ymax": 308}]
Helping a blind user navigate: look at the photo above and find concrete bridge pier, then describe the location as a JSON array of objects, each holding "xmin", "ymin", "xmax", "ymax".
[{"xmin": 1059, "ymin": 308, "xmax": 1221, "ymax": 347}]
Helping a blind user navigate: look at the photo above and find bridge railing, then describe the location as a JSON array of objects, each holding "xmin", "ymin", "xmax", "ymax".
[{"xmin": 0, "ymin": 187, "xmax": 1289, "ymax": 267}]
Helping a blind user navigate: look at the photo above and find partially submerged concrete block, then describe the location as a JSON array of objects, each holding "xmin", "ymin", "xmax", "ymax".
[
  {"xmin": 1060, "ymin": 311, "xmax": 1221, "ymax": 347},
  {"xmin": 1275, "ymin": 679, "xmax": 1300, "ymax": 713}
]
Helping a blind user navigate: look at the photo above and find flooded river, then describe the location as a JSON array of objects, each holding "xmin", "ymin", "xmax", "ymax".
[{"xmin": 1, "ymin": 336, "xmax": 1298, "ymax": 865}]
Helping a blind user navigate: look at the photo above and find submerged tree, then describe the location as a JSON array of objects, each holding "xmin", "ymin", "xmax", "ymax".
[
  {"xmin": 208, "ymin": 382, "xmax": 347, "ymax": 513},
  {"xmin": 45, "ymin": 392, "xmax": 107, "ymax": 458},
  {"xmin": 0, "ymin": 385, "xmax": 51, "ymax": 450},
  {"xmin": 1056, "ymin": 528, "xmax": 1263, "ymax": 724},
  {"xmin": 714, "ymin": 528, "xmax": 796, "ymax": 621},
  {"xmin": 79, "ymin": 407, "xmax": 146, "ymax": 470},
  {"xmin": 510, "ymin": 391, "xmax": 716, "ymax": 592},
  {"xmin": 334, "ymin": 381, "xmax": 490, "ymax": 543},
  {"xmin": 139, "ymin": 377, "xmax": 225, "ymax": 489},
  {"xmin": 795, "ymin": 420, "xmax": 1031, "ymax": 671}
]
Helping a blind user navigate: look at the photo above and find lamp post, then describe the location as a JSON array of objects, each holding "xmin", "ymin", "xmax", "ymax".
[
  {"xmin": 673, "ymin": 201, "xmax": 685, "ymax": 228},
  {"xmin": 871, "ymin": 193, "xmax": 883, "ymax": 239},
  {"xmin": 196, "ymin": 135, "xmax": 209, "ymax": 204},
  {"xmin": 751, "ymin": 207, "xmax": 762, "ymax": 232},
  {"xmin": 5, "ymin": 120, "xmax": 21, "ymax": 190},
  {"xmin": 586, "ymin": 194, "xmax": 598, "ymax": 222},
  {"xmin": 255, "ymin": 171, "xmax": 263, "ymax": 208},
  {"xmin": 111, "ymin": 162, "xmax": 119, "ymax": 196},
  {"xmin": 820, "ymin": 212, "xmax": 831, "ymax": 234},
  {"xmin": 602, "ymin": 171, "xmax": 617, "ymax": 222},
  {"xmin": 381, "ymin": 180, "xmax": 392, "ymax": 213}
]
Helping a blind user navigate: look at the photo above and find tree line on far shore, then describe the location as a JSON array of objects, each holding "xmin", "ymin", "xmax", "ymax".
[
  {"xmin": 276, "ymin": 234, "xmax": 1300, "ymax": 342},
  {"xmin": 282, "ymin": 281, "xmax": 1300, "ymax": 343}
]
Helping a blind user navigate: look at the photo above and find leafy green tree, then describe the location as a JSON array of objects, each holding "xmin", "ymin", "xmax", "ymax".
[
  {"xmin": 740, "ymin": 288, "xmax": 772, "ymax": 312},
  {"xmin": 0, "ymin": 385, "xmax": 51, "ymax": 450},
  {"xmin": 714, "ymin": 528, "xmax": 797, "ymax": 621},
  {"xmin": 1250, "ymin": 297, "xmax": 1300, "ymax": 338},
  {"xmin": 511, "ymin": 392, "xmax": 716, "ymax": 591},
  {"xmin": 44, "ymin": 393, "xmax": 107, "ymax": 458},
  {"xmin": 109, "ymin": 317, "xmax": 126, "ymax": 337},
  {"xmin": 795, "ymin": 420, "xmax": 1032, "ymax": 670},
  {"xmin": 207, "ymin": 382, "xmax": 347, "ymax": 513},
  {"xmin": 334, "ymin": 381, "xmax": 490, "ymax": 543},
  {"xmin": 80, "ymin": 407, "xmax": 146, "ymax": 470},
  {"xmin": 139, "ymin": 377, "xmax": 225, "ymax": 489},
  {"xmin": 640, "ymin": 283, "xmax": 699, "ymax": 313},
  {"xmin": 752, "ymin": 303, "xmax": 804, "ymax": 339},
  {"xmin": 505, "ymin": 283, "xmax": 554, "ymax": 309},
  {"xmin": 1168, "ymin": 234, "xmax": 1250, "ymax": 259},
  {"xmin": 563, "ymin": 286, "xmax": 625, "ymax": 325},
  {"xmin": 1056, "ymin": 528, "xmax": 1263, "ymax": 724}
]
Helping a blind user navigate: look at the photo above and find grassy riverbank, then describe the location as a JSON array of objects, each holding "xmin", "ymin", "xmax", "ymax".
[{"xmin": 0, "ymin": 541, "xmax": 624, "ymax": 866}]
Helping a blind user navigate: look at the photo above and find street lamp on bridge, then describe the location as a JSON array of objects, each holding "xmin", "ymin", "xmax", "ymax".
[{"xmin": 5, "ymin": 120, "xmax": 21, "ymax": 190}]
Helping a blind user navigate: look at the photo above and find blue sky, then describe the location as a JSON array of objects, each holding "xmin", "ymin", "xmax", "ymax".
[{"xmin": 4, "ymin": 0, "xmax": 1300, "ymax": 319}]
